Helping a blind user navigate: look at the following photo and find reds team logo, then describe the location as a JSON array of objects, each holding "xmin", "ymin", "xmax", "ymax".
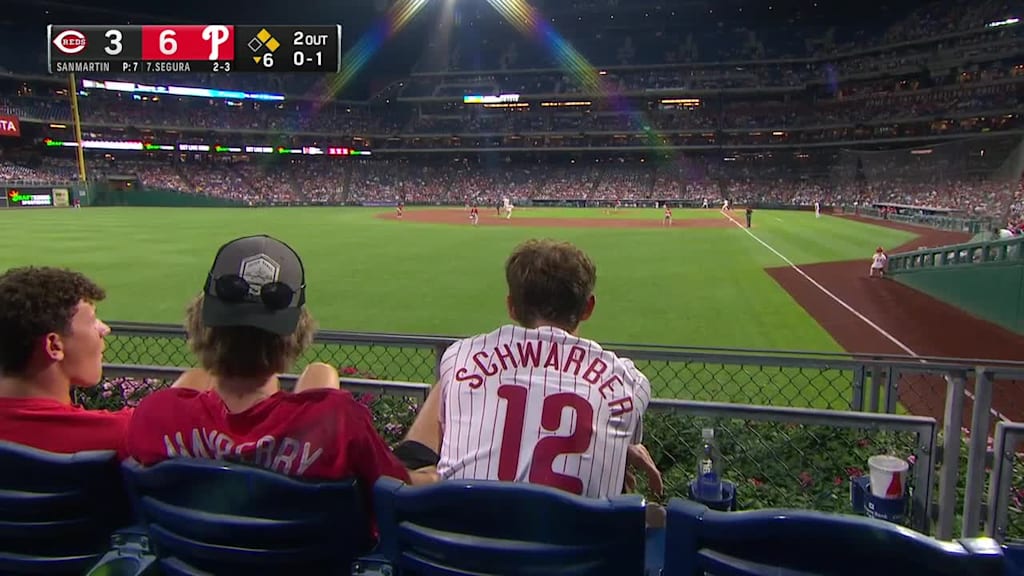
[
  {"xmin": 239, "ymin": 254, "xmax": 280, "ymax": 296},
  {"xmin": 52, "ymin": 30, "xmax": 88, "ymax": 54}
]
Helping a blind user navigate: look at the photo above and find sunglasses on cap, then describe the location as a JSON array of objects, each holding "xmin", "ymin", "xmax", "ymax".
[{"xmin": 205, "ymin": 274, "xmax": 305, "ymax": 311}]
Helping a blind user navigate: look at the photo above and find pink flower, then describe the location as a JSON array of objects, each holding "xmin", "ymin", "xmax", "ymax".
[
  {"xmin": 907, "ymin": 454, "xmax": 916, "ymax": 465},
  {"xmin": 341, "ymin": 366, "xmax": 359, "ymax": 376},
  {"xmin": 856, "ymin": 438, "xmax": 871, "ymax": 448},
  {"xmin": 846, "ymin": 466, "xmax": 864, "ymax": 478},
  {"xmin": 833, "ymin": 476, "xmax": 843, "ymax": 486},
  {"xmin": 799, "ymin": 471, "xmax": 813, "ymax": 488},
  {"xmin": 748, "ymin": 477, "xmax": 764, "ymax": 487}
]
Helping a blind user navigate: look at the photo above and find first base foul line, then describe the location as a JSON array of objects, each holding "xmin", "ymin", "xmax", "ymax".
[{"xmin": 720, "ymin": 210, "xmax": 1011, "ymax": 423}]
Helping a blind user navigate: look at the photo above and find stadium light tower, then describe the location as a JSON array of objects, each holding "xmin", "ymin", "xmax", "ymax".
[{"xmin": 67, "ymin": 73, "xmax": 87, "ymax": 182}]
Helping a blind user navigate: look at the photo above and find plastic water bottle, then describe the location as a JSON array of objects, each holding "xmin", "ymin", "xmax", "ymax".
[{"xmin": 695, "ymin": 428, "xmax": 722, "ymax": 501}]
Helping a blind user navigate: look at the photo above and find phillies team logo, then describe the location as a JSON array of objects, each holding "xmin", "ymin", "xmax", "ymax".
[{"xmin": 52, "ymin": 30, "xmax": 88, "ymax": 54}]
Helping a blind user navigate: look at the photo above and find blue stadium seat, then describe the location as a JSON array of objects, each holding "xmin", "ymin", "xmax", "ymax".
[
  {"xmin": 0, "ymin": 441, "xmax": 131, "ymax": 575},
  {"xmin": 119, "ymin": 458, "xmax": 371, "ymax": 576},
  {"xmin": 662, "ymin": 498, "xmax": 1005, "ymax": 576},
  {"xmin": 365, "ymin": 476, "xmax": 648, "ymax": 576}
]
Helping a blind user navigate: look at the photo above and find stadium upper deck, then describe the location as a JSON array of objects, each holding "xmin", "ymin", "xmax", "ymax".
[
  {"xmin": 0, "ymin": 0, "xmax": 1018, "ymax": 150},
  {"xmin": 0, "ymin": 0, "xmax": 1020, "ymax": 216}
]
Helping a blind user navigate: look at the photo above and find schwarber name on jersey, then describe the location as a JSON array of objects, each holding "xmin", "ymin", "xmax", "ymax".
[{"xmin": 436, "ymin": 324, "xmax": 651, "ymax": 498}]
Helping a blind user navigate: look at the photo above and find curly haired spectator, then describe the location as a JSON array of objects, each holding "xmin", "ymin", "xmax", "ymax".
[{"xmin": 0, "ymin": 267, "xmax": 129, "ymax": 454}]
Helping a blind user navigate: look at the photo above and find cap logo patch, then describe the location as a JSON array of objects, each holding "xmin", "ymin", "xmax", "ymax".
[{"xmin": 239, "ymin": 254, "xmax": 280, "ymax": 296}]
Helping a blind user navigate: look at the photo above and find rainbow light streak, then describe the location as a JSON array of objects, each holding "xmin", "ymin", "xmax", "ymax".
[
  {"xmin": 484, "ymin": 0, "xmax": 670, "ymax": 151},
  {"xmin": 316, "ymin": 0, "xmax": 431, "ymax": 102}
]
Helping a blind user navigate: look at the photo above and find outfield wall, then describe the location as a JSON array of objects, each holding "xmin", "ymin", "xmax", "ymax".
[
  {"xmin": 87, "ymin": 185, "xmax": 244, "ymax": 207},
  {"xmin": 888, "ymin": 236, "xmax": 1024, "ymax": 334}
]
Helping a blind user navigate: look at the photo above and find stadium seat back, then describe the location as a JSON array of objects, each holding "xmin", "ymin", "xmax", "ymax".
[
  {"xmin": 663, "ymin": 498, "xmax": 1004, "ymax": 576},
  {"xmin": 0, "ymin": 441, "xmax": 131, "ymax": 575},
  {"xmin": 371, "ymin": 476, "xmax": 647, "ymax": 576},
  {"xmin": 122, "ymin": 458, "xmax": 370, "ymax": 576}
]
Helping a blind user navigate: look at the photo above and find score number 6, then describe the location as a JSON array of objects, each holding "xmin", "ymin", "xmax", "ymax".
[
  {"xmin": 159, "ymin": 30, "xmax": 177, "ymax": 55},
  {"xmin": 496, "ymin": 386, "xmax": 595, "ymax": 495}
]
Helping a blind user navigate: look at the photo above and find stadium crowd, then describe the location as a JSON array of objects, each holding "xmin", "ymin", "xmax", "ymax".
[
  {"xmin": 1, "ymin": 59, "xmax": 1019, "ymax": 137},
  {"xmin": 4, "ymin": 152, "xmax": 1021, "ymax": 219},
  {"xmin": 0, "ymin": 0, "xmax": 1023, "ymax": 569},
  {"xmin": 0, "ymin": 0, "xmax": 1018, "ymax": 216}
]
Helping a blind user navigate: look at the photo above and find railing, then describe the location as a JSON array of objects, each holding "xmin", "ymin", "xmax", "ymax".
[
  {"xmin": 888, "ymin": 235, "xmax": 1024, "ymax": 273},
  {"xmin": 988, "ymin": 422, "xmax": 1024, "ymax": 543},
  {"xmin": 95, "ymin": 363, "xmax": 938, "ymax": 534},
  {"xmin": 647, "ymin": 398, "xmax": 937, "ymax": 533},
  {"xmin": 841, "ymin": 205, "xmax": 993, "ymax": 234},
  {"xmin": 97, "ymin": 323, "xmax": 1024, "ymax": 541}
]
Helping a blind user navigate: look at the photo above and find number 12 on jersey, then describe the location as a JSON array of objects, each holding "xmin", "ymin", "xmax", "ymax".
[{"xmin": 496, "ymin": 386, "xmax": 595, "ymax": 495}]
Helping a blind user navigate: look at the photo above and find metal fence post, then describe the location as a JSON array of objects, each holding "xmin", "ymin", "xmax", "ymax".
[
  {"xmin": 937, "ymin": 371, "xmax": 966, "ymax": 541},
  {"xmin": 851, "ymin": 364, "xmax": 866, "ymax": 412},
  {"xmin": 885, "ymin": 366, "xmax": 898, "ymax": 414},
  {"xmin": 869, "ymin": 364, "xmax": 882, "ymax": 413},
  {"xmin": 962, "ymin": 367, "xmax": 994, "ymax": 538},
  {"xmin": 433, "ymin": 343, "xmax": 449, "ymax": 381},
  {"xmin": 914, "ymin": 420, "xmax": 938, "ymax": 536},
  {"xmin": 985, "ymin": 422, "xmax": 1014, "ymax": 542}
]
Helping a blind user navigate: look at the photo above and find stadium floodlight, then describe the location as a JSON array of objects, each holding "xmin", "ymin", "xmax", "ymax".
[{"xmin": 986, "ymin": 17, "xmax": 1019, "ymax": 28}]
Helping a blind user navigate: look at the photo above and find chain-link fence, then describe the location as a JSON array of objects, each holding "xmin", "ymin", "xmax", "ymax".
[
  {"xmin": 106, "ymin": 324, "xmax": 1024, "ymax": 418},
  {"xmin": 628, "ymin": 354, "xmax": 858, "ymax": 409},
  {"xmin": 83, "ymin": 370, "xmax": 938, "ymax": 533},
  {"xmin": 637, "ymin": 402, "xmax": 934, "ymax": 533},
  {"xmin": 895, "ymin": 369, "xmax": 953, "ymax": 424},
  {"xmin": 82, "ymin": 371, "xmax": 429, "ymax": 450},
  {"xmin": 1002, "ymin": 444, "xmax": 1024, "ymax": 542},
  {"xmin": 987, "ymin": 423, "xmax": 1024, "ymax": 543},
  {"xmin": 91, "ymin": 325, "xmax": 1024, "ymax": 541},
  {"xmin": 106, "ymin": 324, "xmax": 874, "ymax": 409},
  {"xmin": 104, "ymin": 327, "xmax": 443, "ymax": 383}
]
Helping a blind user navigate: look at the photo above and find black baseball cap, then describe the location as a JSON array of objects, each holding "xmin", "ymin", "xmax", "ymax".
[{"xmin": 201, "ymin": 235, "xmax": 306, "ymax": 336}]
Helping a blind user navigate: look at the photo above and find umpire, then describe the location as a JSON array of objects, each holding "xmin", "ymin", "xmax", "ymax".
[{"xmin": 745, "ymin": 206, "xmax": 753, "ymax": 228}]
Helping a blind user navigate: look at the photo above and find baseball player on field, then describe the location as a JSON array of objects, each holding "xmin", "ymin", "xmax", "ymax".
[
  {"xmin": 663, "ymin": 204, "xmax": 673, "ymax": 227},
  {"xmin": 396, "ymin": 202, "xmax": 404, "ymax": 219},
  {"xmin": 392, "ymin": 239, "xmax": 662, "ymax": 499},
  {"xmin": 870, "ymin": 247, "xmax": 888, "ymax": 278},
  {"xmin": 470, "ymin": 206, "xmax": 479, "ymax": 226}
]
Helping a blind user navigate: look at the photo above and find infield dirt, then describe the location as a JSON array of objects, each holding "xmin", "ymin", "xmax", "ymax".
[{"xmin": 378, "ymin": 208, "xmax": 733, "ymax": 229}]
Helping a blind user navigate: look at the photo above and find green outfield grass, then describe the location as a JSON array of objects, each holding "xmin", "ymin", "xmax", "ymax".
[{"xmin": 0, "ymin": 206, "xmax": 917, "ymax": 405}]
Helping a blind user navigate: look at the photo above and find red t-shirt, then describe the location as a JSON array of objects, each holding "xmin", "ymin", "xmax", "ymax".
[
  {"xmin": 125, "ymin": 388, "xmax": 411, "ymax": 497},
  {"xmin": 0, "ymin": 398, "xmax": 132, "ymax": 458}
]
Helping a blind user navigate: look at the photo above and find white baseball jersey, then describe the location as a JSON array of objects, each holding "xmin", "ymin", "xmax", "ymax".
[
  {"xmin": 436, "ymin": 324, "xmax": 651, "ymax": 498},
  {"xmin": 872, "ymin": 253, "xmax": 888, "ymax": 268}
]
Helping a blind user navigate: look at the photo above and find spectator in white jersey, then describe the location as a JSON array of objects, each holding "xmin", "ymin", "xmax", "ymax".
[{"xmin": 395, "ymin": 239, "xmax": 662, "ymax": 499}]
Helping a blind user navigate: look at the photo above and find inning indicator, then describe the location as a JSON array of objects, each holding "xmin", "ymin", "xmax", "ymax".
[{"xmin": 48, "ymin": 25, "xmax": 342, "ymax": 74}]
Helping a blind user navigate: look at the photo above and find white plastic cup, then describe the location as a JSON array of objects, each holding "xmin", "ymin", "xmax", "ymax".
[{"xmin": 868, "ymin": 455, "xmax": 909, "ymax": 499}]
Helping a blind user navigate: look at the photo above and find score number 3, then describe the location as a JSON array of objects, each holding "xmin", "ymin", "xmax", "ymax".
[{"xmin": 496, "ymin": 386, "xmax": 594, "ymax": 494}]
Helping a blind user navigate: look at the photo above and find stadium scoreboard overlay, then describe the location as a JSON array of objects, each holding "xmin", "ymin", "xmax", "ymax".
[{"xmin": 48, "ymin": 25, "xmax": 342, "ymax": 74}]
